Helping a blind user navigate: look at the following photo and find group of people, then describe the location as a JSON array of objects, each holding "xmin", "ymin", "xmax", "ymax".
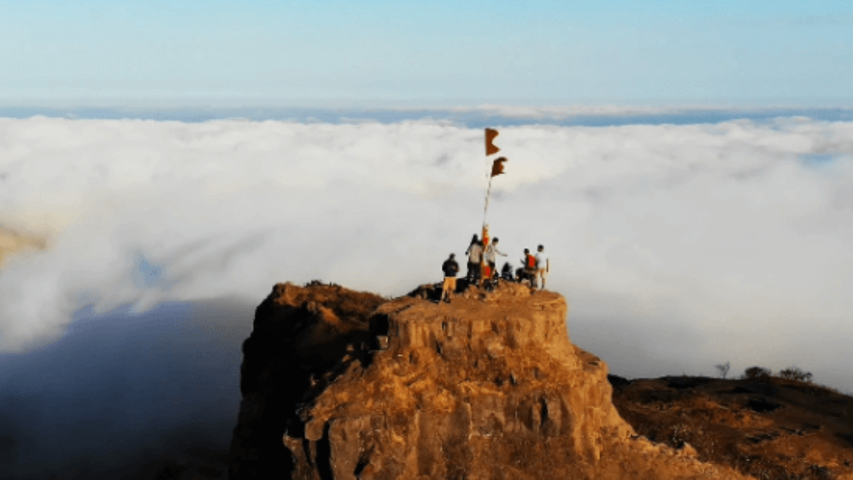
[{"xmin": 440, "ymin": 234, "xmax": 550, "ymax": 302}]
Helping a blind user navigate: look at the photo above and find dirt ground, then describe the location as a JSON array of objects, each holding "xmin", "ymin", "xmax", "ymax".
[{"xmin": 610, "ymin": 374, "xmax": 853, "ymax": 480}]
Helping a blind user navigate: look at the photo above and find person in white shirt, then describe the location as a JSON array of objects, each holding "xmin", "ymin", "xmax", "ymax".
[
  {"xmin": 534, "ymin": 244, "xmax": 550, "ymax": 290},
  {"xmin": 484, "ymin": 237, "xmax": 508, "ymax": 281}
]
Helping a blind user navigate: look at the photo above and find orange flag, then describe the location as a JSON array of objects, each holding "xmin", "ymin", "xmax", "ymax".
[
  {"xmin": 485, "ymin": 128, "xmax": 500, "ymax": 156},
  {"xmin": 491, "ymin": 157, "xmax": 507, "ymax": 177}
]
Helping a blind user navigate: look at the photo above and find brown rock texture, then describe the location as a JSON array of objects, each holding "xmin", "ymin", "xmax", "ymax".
[{"xmin": 230, "ymin": 281, "xmax": 753, "ymax": 480}]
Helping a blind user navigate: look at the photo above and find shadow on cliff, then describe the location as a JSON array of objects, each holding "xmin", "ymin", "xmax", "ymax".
[
  {"xmin": 0, "ymin": 297, "xmax": 255, "ymax": 479},
  {"xmin": 231, "ymin": 282, "xmax": 386, "ymax": 479}
]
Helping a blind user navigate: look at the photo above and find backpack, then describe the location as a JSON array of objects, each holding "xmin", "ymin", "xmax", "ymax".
[{"xmin": 526, "ymin": 254, "xmax": 536, "ymax": 269}]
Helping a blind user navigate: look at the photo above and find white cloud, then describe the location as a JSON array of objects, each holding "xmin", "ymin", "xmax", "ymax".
[{"xmin": 2, "ymin": 116, "xmax": 853, "ymax": 389}]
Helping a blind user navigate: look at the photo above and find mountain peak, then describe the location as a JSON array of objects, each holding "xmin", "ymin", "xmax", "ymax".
[{"xmin": 229, "ymin": 281, "xmax": 749, "ymax": 479}]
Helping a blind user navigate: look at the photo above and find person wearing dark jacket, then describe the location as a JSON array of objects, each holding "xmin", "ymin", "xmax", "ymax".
[
  {"xmin": 441, "ymin": 253, "xmax": 460, "ymax": 302},
  {"xmin": 500, "ymin": 262, "xmax": 514, "ymax": 281}
]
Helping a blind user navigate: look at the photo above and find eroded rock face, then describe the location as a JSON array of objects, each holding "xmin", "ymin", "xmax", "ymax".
[
  {"xmin": 230, "ymin": 281, "xmax": 751, "ymax": 480},
  {"xmin": 229, "ymin": 282, "xmax": 385, "ymax": 479}
]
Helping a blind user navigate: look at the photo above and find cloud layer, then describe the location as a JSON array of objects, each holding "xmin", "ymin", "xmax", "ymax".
[{"xmin": 2, "ymin": 116, "xmax": 853, "ymax": 388}]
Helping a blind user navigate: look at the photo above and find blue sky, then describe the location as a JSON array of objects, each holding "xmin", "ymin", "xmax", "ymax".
[{"xmin": 2, "ymin": 0, "xmax": 852, "ymax": 107}]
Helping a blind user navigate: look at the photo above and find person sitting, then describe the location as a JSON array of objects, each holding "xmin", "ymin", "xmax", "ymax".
[
  {"xmin": 501, "ymin": 262, "xmax": 514, "ymax": 281},
  {"xmin": 518, "ymin": 248, "xmax": 536, "ymax": 286}
]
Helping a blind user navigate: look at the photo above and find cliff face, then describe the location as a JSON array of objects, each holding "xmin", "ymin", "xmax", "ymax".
[{"xmin": 230, "ymin": 281, "xmax": 751, "ymax": 480}]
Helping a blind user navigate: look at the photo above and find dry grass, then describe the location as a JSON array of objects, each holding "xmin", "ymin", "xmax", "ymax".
[{"xmin": 612, "ymin": 376, "xmax": 853, "ymax": 480}]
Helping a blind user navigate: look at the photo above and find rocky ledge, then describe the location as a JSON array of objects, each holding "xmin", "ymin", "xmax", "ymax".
[{"xmin": 229, "ymin": 281, "xmax": 751, "ymax": 480}]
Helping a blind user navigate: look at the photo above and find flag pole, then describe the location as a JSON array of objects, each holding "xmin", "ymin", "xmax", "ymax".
[
  {"xmin": 481, "ymin": 128, "xmax": 504, "ymax": 284},
  {"xmin": 482, "ymin": 128, "xmax": 499, "ymax": 230},
  {"xmin": 480, "ymin": 174, "xmax": 492, "ymax": 285},
  {"xmin": 483, "ymin": 173, "xmax": 493, "ymax": 227}
]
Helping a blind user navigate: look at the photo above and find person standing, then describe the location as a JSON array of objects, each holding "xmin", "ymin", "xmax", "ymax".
[
  {"xmin": 441, "ymin": 253, "xmax": 460, "ymax": 302},
  {"xmin": 484, "ymin": 237, "xmax": 508, "ymax": 281},
  {"xmin": 465, "ymin": 236, "xmax": 483, "ymax": 284},
  {"xmin": 534, "ymin": 244, "xmax": 550, "ymax": 290}
]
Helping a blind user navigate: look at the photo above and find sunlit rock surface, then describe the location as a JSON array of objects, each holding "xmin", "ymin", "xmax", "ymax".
[{"xmin": 230, "ymin": 281, "xmax": 750, "ymax": 480}]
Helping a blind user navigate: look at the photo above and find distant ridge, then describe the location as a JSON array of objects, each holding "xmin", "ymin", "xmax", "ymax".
[{"xmin": 4, "ymin": 105, "xmax": 853, "ymax": 127}]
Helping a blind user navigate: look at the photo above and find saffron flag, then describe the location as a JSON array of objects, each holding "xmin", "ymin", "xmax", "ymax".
[
  {"xmin": 491, "ymin": 157, "xmax": 507, "ymax": 177},
  {"xmin": 485, "ymin": 128, "xmax": 500, "ymax": 156}
]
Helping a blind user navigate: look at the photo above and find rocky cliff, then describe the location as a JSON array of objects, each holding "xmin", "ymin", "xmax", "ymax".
[{"xmin": 229, "ymin": 281, "xmax": 752, "ymax": 480}]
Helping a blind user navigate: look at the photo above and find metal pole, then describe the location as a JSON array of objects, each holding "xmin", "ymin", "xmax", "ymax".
[{"xmin": 483, "ymin": 173, "xmax": 493, "ymax": 228}]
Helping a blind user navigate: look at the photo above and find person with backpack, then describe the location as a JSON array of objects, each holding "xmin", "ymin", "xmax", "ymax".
[
  {"xmin": 441, "ymin": 253, "xmax": 460, "ymax": 302},
  {"xmin": 534, "ymin": 244, "xmax": 550, "ymax": 290},
  {"xmin": 519, "ymin": 248, "xmax": 536, "ymax": 285}
]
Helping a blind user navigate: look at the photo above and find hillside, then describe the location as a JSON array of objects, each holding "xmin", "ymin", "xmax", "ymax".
[{"xmin": 610, "ymin": 373, "xmax": 853, "ymax": 480}]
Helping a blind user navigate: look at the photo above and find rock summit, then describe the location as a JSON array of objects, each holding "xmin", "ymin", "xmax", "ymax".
[{"xmin": 230, "ymin": 281, "xmax": 750, "ymax": 480}]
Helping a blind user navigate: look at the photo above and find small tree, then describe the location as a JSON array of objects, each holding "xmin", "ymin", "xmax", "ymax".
[
  {"xmin": 778, "ymin": 366, "xmax": 813, "ymax": 383},
  {"xmin": 715, "ymin": 361, "xmax": 731, "ymax": 379},
  {"xmin": 742, "ymin": 366, "xmax": 771, "ymax": 381}
]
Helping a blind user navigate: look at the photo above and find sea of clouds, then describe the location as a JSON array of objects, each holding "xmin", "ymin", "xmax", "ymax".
[{"xmin": 2, "ymin": 115, "xmax": 853, "ymax": 390}]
